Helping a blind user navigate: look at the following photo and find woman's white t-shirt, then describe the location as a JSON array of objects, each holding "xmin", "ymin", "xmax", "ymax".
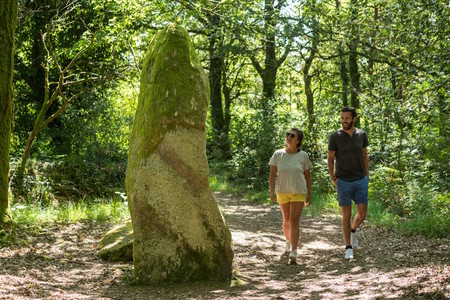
[{"xmin": 269, "ymin": 149, "xmax": 312, "ymax": 194}]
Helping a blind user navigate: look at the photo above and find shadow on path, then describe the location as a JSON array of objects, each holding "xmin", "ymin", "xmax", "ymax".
[
  {"xmin": 1, "ymin": 192, "xmax": 448, "ymax": 299},
  {"xmin": 216, "ymin": 192, "xmax": 449, "ymax": 300}
]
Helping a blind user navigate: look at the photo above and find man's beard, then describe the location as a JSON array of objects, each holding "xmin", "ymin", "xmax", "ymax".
[{"xmin": 342, "ymin": 120, "xmax": 353, "ymax": 130}]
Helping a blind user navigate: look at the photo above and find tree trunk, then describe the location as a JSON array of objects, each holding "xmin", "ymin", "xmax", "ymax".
[
  {"xmin": 303, "ymin": 0, "xmax": 318, "ymax": 134},
  {"xmin": 207, "ymin": 13, "xmax": 230, "ymax": 159},
  {"xmin": 438, "ymin": 42, "xmax": 448, "ymax": 140},
  {"xmin": 249, "ymin": 0, "xmax": 289, "ymax": 112},
  {"xmin": 348, "ymin": 0, "xmax": 360, "ymax": 122},
  {"xmin": 335, "ymin": 0, "xmax": 349, "ymax": 107},
  {"xmin": 391, "ymin": 66, "xmax": 406, "ymax": 186},
  {"xmin": 304, "ymin": 73, "xmax": 315, "ymax": 132},
  {"xmin": 339, "ymin": 50, "xmax": 349, "ymax": 107},
  {"xmin": 367, "ymin": 6, "xmax": 379, "ymax": 94},
  {"xmin": 245, "ymin": 0, "xmax": 291, "ymax": 182},
  {"xmin": 0, "ymin": 0, "xmax": 18, "ymax": 225},
  {"xmin": 221, "ymin": 67, "xmax": 234, "ymax": 159},
  {"xmin": 263, "ymin": 0, "xmax": 276, "ymax": 103}
]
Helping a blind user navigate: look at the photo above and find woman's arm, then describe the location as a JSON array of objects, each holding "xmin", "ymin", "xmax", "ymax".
[{"xmin": 304, "ymin": 168, "xmax": 312, "ymax": 206}]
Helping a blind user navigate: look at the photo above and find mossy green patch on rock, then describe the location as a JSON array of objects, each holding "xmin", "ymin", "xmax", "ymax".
[
  {"xmin": 126, "ymin": 23, "xmax": 209, "ymax": 180},
  {"xmin": 97, "ymin": 220, "xmax": 133, "ymax": 262}
]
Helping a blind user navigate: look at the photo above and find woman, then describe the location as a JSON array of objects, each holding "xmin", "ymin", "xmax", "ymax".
[{"xmin": 269, "ymin": 127, "xmax": 312, "ymax": 263}]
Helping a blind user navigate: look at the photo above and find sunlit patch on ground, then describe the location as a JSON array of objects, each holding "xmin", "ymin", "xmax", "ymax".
[{"xmin": 0, "ymin": 193, "xmax": 448, "ymax": 299}]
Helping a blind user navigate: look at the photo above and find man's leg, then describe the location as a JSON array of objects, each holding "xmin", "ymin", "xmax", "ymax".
[
  {"xmin": 342, "ymin": 205, "xmax": 354, "ymax": 259},
  {"xmin": 351, "ymin": 203, "xmax": 367, "ymax": 231},
  {"xmin": 341, "ymin": 205, "xmax": 352, "ymax": 246},
  {"xmin": 337, "ymin": 179, "xmax": 354, "ymax": 258},
  {"xmin": 351, "ymin": 176, "xmax": 369, "ymax": 248}
]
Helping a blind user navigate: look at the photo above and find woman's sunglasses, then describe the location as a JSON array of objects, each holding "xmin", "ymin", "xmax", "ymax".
[{"xmin": 286, "ymin": 132, "xmax": 296, "ymax": 138}]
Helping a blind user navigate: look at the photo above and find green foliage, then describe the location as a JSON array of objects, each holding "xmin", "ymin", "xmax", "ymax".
[
  {"xmin": 369, "ymin": 168, "xmax": 449, "ymax": 237},
  {"xmin": 305, "ymin": 192, "xmax": 341, "ymax": 217},
  {"xmin": 209, "ymin": 172, "xmax": 234, "ymax": 194},
  {"xmin": 8, "ymin": 0, "xmax": 448, "ymax": 240},
  {"xmin": 228, "ymin": 105, "xmax": 279, "ymax": 190},
  {"xmin": 46, "ymin": 156, "xmax": 126, "ymax": 199},
  {"xmin": 12, "ymin": 0, "xmax": 142, "ymax": 159}
]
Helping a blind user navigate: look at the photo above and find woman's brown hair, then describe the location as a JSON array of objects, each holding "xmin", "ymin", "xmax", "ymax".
[{"xmin": 291, "ymin": 127, "xmax": 303, "ymax": 152}]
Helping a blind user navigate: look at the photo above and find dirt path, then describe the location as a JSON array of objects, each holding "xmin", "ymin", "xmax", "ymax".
[{"xmin": 0, "ymin": 192, "xmax": 448, "ymax": 299}]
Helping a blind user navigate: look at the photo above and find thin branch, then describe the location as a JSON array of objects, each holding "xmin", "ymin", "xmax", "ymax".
[
  {"xmin": 61, "ymin": 21, "xmax": 94, "ymax": 74},
  {"xmin": 62, "ymin": 77, "xmax": 103, "ymax": 86}
]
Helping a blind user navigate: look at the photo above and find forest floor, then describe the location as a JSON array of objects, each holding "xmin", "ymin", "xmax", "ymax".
[{"xmin": 0, "ymin": 192, "xmax": 449, "ymax": 300}]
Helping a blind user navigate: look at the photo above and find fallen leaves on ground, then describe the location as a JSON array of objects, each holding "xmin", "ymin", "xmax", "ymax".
[{"xmin": 0, "ymin": 193, "xmax": 448, "ymax": 299}]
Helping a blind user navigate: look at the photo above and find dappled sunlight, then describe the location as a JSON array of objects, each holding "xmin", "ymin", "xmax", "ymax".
[
  {"xmin": 223, "ymin": 203, "xmax": 276, "ymax": 219},
  {"xmin": 215, "ymin": 194, "xmax": 449, "ymax": 299},
  {"xmin": 296, "ymin": 265, "xmax": 450, "ymax": 299},
  {"xmin": 303, "ymin": 239, "xmax": 339, "ymax": 251},
  {"xmin": 0, "ymin": 221, "xmax": 128, "ymax": 299},
  {"xmin": 1, "ymin": 194, "xmax": 448, "ymax": 299},
  {"xmin": 0, "ymin": 260, "xmax": 117, "ymax": 298}
]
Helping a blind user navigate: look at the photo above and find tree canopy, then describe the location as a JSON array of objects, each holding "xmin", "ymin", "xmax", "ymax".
[{"xmin": 6, "ymin": 0, "xmax": 449, "ymax": 235}]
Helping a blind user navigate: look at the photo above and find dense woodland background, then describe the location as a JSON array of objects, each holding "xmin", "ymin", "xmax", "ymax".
[{"xmin": 4, "ymin": 0, "xmax": 449, "ymax": 237}]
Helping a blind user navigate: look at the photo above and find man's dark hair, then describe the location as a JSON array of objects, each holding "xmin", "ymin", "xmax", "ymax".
[{"xmin": 341, "ymin": 106, "xmax": 357, "ymax": 118}]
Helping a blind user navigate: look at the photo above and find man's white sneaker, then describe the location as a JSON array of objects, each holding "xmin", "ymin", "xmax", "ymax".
[
  {"xmin": 289, "ymin": 250, "xmax": 297, "ymax": 263},
  {"xmin": 351, "ymin": 231, "xmax": 359, "ymax": 249},
  {"xmin": 285, "ymin": 240, "xmax": 291, "ymax": 253},
  {"xmin": 345, "ymin": 248, "xmax": 354, "ymax": 259}
]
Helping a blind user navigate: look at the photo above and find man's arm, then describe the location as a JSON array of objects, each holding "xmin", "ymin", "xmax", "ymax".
[
  {"xmin": 327, "ymin": 150, "xmax": 337, "ymax": 185},
  {"xmin": 362, "ymin": 147, "xmax": 369, "ymax": 178}
]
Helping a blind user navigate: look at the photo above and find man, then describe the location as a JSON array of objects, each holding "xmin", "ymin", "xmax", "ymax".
[{"xmin": 328, "ymin": 106, "xmax": 369, "ymax": 259}]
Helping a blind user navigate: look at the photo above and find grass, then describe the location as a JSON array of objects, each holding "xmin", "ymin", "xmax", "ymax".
[
  {"xmin": 6, "ymin": 172, "xmax": 448, "ymax": 239},
  {"xmin": 7, "ymin": 173, "xmax": 232, "ymax": 227},
  {"xmin": 11, "ymin": 197, "xmax": 130, "ymax": 226},
  {"xmin": 209, "ymin": 174, "xmax": 239, "ymax": 194}
]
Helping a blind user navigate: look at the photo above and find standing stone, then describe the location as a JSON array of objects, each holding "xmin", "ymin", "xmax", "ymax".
[{"xmin": 126, "ymin": 24, "xmax": 233, "ymax": 284}]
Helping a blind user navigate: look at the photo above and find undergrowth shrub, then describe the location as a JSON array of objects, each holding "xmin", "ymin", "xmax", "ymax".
[
  {"xmin": 228, "ymin": 104, "xmax": 304, "ymax": 191},
  {"xmin": 10, "ymin": 154, "xmax": 126, "ymax": 203},
  {"xmin": 369, "ymin": 165, "xmax": 449, "ymax": 237}
]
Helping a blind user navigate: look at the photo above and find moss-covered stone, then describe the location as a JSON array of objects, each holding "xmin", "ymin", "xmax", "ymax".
[
  {"xmin": 126, "ymin": 23, "xmax": 209, "ymax": 186},
  {"xmin": 126, "ymin": 24, "xmax": 233, "ymax": 284},
  {"xmin": 97, "ymin": 220, "xmax": 133, "ymax": 262}
]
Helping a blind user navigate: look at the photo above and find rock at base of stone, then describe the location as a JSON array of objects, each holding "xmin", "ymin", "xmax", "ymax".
[{"xmin": 97, "ymin": 220, "xmax": 133, "ymax": 262}]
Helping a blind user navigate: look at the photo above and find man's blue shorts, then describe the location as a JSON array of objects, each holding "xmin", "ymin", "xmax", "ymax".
[{"xmin": 336, "ymin": 176, "xmax": 369, "ymax": 206}]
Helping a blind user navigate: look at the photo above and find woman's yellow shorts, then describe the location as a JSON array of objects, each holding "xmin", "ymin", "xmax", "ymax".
[{"xmin": 276, "ymin": 193, "xmax": 306, "ymax": 204}]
